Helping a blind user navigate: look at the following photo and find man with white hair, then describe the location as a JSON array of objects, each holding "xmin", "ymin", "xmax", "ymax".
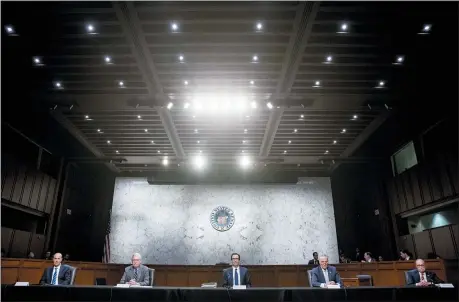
[
  {"xmin": 120, "ymin": 253, "xmax": 150, "ymax": 286},
  {"xmin": 310, "ymin": 255, "xmax": 343, "ymax": 288},
  {"xmin": 406, "ymin": 259, "xmax": 444, "ymax": 286}
]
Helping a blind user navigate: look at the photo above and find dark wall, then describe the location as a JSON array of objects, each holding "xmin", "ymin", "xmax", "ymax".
[{"xmin": 331, "ymin": 6, "xmax": 458, "ymax": 260}]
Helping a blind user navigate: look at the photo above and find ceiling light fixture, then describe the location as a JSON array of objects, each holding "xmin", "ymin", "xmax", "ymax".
[
  {"xmin": 104, "ymin": 56, "xmax": 112, "ymax": 64},
  {"xmin": 376, "ymin": 81, "xmax": 386, "ymax": 88},
  {"xmin": 5, "ymin": 25, "xmax": 15, "ymax": 35},
  {"xmin": 338, "ymin": 23, "xmax": 348, "ymax": 33},
  {"xmin": 167, "ymin": 102, "xmax": 173, "ymax": 109},
  {"xmin": 300, "ymin": 114, "xmax": 304, "ymax": 119},
  {"xmin": 293, "ymin": 129, "xmax": 298, "ymax": 133},
  {"xmin": 341, "ymin": 129, "xmax": 346, "ymax": 133},
  {"xmin": 144, "ymin": 129, "xmax": 148, "ymax": 132},
  {"xmin": 184, "ymin": 80, "xmax": 188, "ymax": 85},
  {"xmin": 162, "ymin": 157, "xmax": 169, "ymax": 166},
  {"xmin": 194, "ymin": 129, "xmax": 198, "ymax": 133},
  {"xmin": 137, "ymin": 115, "xmax": 142, "ymax": 119},
  {"xmin": 325, "ymin": 150, "xmax": 329, "ymax": 154},
  {"xmin": 178, "ymin": 55, "xmax": 184, "ymax": 62},
  {"xmin": 244, "ymin": 129, "xmax": 248, "ymax": 133},
  {"xmin": 352, "ymin": 115, "xmax": 358, "ymax": 120},
  {"xmin": 333, "ymin": 140, "xmax": 337, "ymax": 144},
  {"xmin": 252, "ymin": 55, "xmax": 258, "ymax": 62},
  {"xmin": 420, "ymin": 24, "xmax": 432, "ymax": 34},
  {"xmin": 256, "ymin": 22, "xmax": 263, "ymax": 31},
  {"xmin": 157, "ymin": 150, "xmax": 161, "ymax": 153},
  {"xmin": 54, "ymin": 82, "xmax": 63, "ymax": 89},
  {"xmin": 184, "ymin": 102, "xmax": 190, "ymax": 109},
  {"xmin": 283, "ymin": 150, "xmax": 287, "ymax": 154},
  {"xmin": 193, "ymin": 155, "xmax": 205, "ymax": 169},
  {"xmin": 151, "ymin": 141, "xmax": 155, "ymax": 144},
  {"xmin": 197, "ymin": 140, "xmax": 200, "ymax": 144},
  {"xmin": 115, "ymin": 150, "xmax": 119, "ymax": 154},
  {"xmin": 97, "ymin": 129, "xmax": 101, "ymax": 133},
  {"xmin": 86, "ymin": 24, "xmax": 97, "ymax": 34},
  {"xmin": 171, "ymin": 22, "xmax": 179, "ymax": 32},
  {"xmin": 267, "ymin": 102, "xmax": 273, "ymax": 109},
  {"xmin": 288, "ymin": 140, "xmax": 291, "ymax": 144},
  {"xmin": 313, "ymin": 80, "xmax": 321, "ymax": 87},
  {"xmin": 118, "ymin": 81, "xmax": 125, "ymax": 88},
  {"xmin": 250, "ymin": 101, "xmax": 257, "ymax": 109},
  {"xmin": 33, "ymin": 57, "xmax": 44, "ymax": 66},
  {"xmin": 240, "ymin": 156, "xmax": 251, "ymax": 168},
  {"xmin": 250, "ymin": 80, "xmax": 254, "ymax": 85},
  {"xmin": 324, "ymin": 55, "xmax": 333, "ymax": 64},
  {"xmin": 393, "ymin": 55, "xmax": 405, "ymax": 65},
  {"xmin": 107, "ymin": 140, "xmax": 111, "ymax": 144}
]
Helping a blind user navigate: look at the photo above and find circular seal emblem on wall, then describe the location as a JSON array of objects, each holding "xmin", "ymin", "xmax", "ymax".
[{"xmin": 210, "ymin": 206, "xmax": 235, "ymax": 232}]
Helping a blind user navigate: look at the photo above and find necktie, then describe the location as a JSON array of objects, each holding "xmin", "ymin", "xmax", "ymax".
[
  {"xmin": 133, "ymin": 268, "xmax": 138, "ymax": 280},
  {"xmin": 234, "ymin": 268, "xmax": 239, "ymax": 286},
  {"xmin": 421, "ymin": 273, "xmax": 425, "ymax": 281},
  {"xmin": 51, "ymin": 268, "xmax": 58, "ymax": 285},
  {"xmin": 323, "ymin": 270, "xmax": 330, "ymax": 283}
]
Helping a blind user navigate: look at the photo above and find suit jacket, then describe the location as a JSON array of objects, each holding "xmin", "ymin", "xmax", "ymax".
[
  {"xmin": 308, "ymin": 259, "xmax": 319, "ymax": 265},
  {"xmin": 120, "ymin": 264, "xmax": 150, "ymax": 286},
  {"xmin": 39, "ymin": 265, "xmax": 72, "ymax": 285},
  {"xmin": 310, "ymin": 265, "xmax": 343, "ymax": 287},
  {"xmin": 222, "ymin": 266, "xmax": 251, "ymax": 287},
  {"xmin": 406, "ymin": 269, "xmax": 444, "ymax": 286}
]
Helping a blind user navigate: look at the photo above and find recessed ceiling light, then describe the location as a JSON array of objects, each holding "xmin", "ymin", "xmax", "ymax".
[
  {"xmin": 283, "ymin": 150, "xmax": 287, "ymax": 154},
  {"xmin": 333, "ymin": 140, "xmax": 337, "ymax": 144},
  {"xmin": 86, "ymin": 24, "xmax": 96, "ymax": 33},
  {"xmin": 167, "ymin": 102, "xmax": 173, "ymax": 109},
  {"xmin": 118, "ymin": 81, "xmax": 125, "ymax": 87},
  {"xmin": 267, "ymin": 102, "xmax": 273, "ymax": 109},
  {"xmin": 244, "ymin": 129, "xmax": 248, "ymax": 133},
  {"xmin": 171, "ymin": 22, "xmax": 179, "ymax": 31},
  {"xmin": 184, "ymin": 80, "xmax": 188, "ymax": 85},
  {"xmin": 377, "ymin": 81, "xmax": 385, "ymax": 88},
  {"xmin": 197, "ymin": 140, "xmax": 200, "ymax": 144},
  {"xmin": 55, "ymin": 82, "xmax": 63, "ymax": 89},
  {"xmin": 104, "ymin": 56, "xmax": 112, "ymax": 63},
  {"xmin": 192, "ymin": 115, "xmax": 196, "ymax": 118},
  {"xmin": 85, "ymin": 115, "xmax": 89, "ymax": 119},
  {"xmin": 107, "ymin": 140, "xmax": 111, "ymax": 144},
  {"xmin": 325, "ymin": 150, "xmax": 329, "ymax": 154},
  {"xmin": 293, "ymin": 129, "xmax": 298, "ymax": 133},
  {"xmin": 33, "ymin": 57, "xmax": 44, "ymax": 66},
  {"xmin": 246, "ymin": 115, "xmax": 250, "ymax": 118},
  {"xmin": 184, "ymin": 102, "xmax": 190, "ymax": 109},
  {"xmin": 157, "ymin": 150, "xmax": 161, "ymax": 153},
  {"xmin": 151, "ymin": 141, "xmax": 155, "ymax": 144},
  {"xmin": 341, "ymin": 129, "xmax": 346, "ymax": 133},
  {"xmin": 116, "ymin": 150, "xmax": 119, "ymax": 154},
  {"xmin": 341, "ymin": 23, "xmax": 348, "ymax": 31},
  {"xmin": 162, "ymin": 157, "xmax": 169, "ymax": 166},
  {"xmin": 352, "ymin": 115, "xmax": 358, "ymax": 120},
  {"xmin": 288, "ymin": 140, "xmax": 291, "ymax": 144},
  {"xmin": 256, "ymin": 22, "xmax": 263, "ymax": 31},
  {"xmin": 250, "ymin": 101, "xmax": 257, "ymax": 109},
  {"xmin": 199, "ymin": 150, "xmax": 202, "ymax": 153},
  {"xmin": 252, "ymin": 55, "xmax": 258, "ymax": 62},
  {"xmin": 325, "ymin": 55, "xmax": 333, "ymax": 63},
  {"xmin": 178, "ymin": 55, "xmax": 184, "ymax": 62},
  {"xmin": 241, "ymin": 150, "xmax": 245, "ymax": 153},
  {"xmin": 144, "ymin": 129, "xmax": 149, "ymax": 132},
  {"xmin": 5, "ymin": 25, "xmax": 15, "ymax": 35},
  {"xmin": 250, "ymin": 80, "xmax": 255, "ymax": 85},
  {"xmin": 300, "ymin": 114, "xmax": 304, "ymax": 119},
  {"xmin": 242, "ymin": 140, "xmax": 246, "ymax": 143},
  {"xmin": 313, "ymin": 80, "xmax": 321, "ymax": 87},
  {"xmin": 394, "ymin": 55, "xmax": 405, "ymax": 65},
  {"xmin": 194, "ymin": 129, "xmax": 198, "ymax": 133},
  {"xmin": 423, "ymin": 24, "xmax": 431, "ymax": 32},
  {"xmin": 137, "ymin": 115, "xmax": 141, "ymax": 119},
  {"xmin": 97, "ymin": 129, "xmax": 101, "ymax": 132}
]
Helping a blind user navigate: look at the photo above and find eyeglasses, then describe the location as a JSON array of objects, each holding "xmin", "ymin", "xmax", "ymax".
[
  {"xmin": 231, "ymin": 258, "xmax": 240, "ymax": 260},
  {"xmin": 132, "ymin": 258, "xmax": 141, "ymax": 261}
]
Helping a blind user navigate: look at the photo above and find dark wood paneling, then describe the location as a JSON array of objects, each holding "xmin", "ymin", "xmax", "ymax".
[
  {"xmin": 10, "ymin": 230, "xmax": 31, "ymax": 258},
  {"xmin": 408, "ymin": 168, "xmax": 423, "ymax": 208},
  {"xmin": 0, "ymin": 259, "xmax": 450, "ymax": 287},
  {"xmin": 11, "ymin": 165, "xmax": 27, "ymax": 204},
  {"xmin": 402, "ymin": 172, "xmax": 415, "ymax": 210},
  {"xmin": 396, "ymin": 179, "xmax": 407, "ymax": 213},
  {"xmin": 37, "ymin": 175, "xmax": 50, "ymax": 213},
  {"xmin": 29, "ymin": 172, "xmax": 43, "ymax": 210},
  {"xmin": 21, "ymin": 170, "xmax": 34, "ymax": 208},
  {"xmin": 45, "ymin": 178, "xmax": 56, "ymax": 214},
  {"xmin": 1, "ymin": 227, "xmax": 14, "ymax": 254},
  {"xmin": 413, "ymin": 231, "xmax": 432, "ymax": 259},
  {"xmin": 452, "ymin": 224, "xmax": 459, "ymax": 258},
  {"xmin": 438, "ymin": 159, "xmax": 453, "ymax": 199},
  {"xmin": 387, "ymin": 181, "xmax": 400, "ymax": 214},
  {"xmin": 431, "ymin": 226, "xmax": 456, "ymax": 259},
  {"xmin": 2, "ymin": 163, "xmax": 16, "ymax": 201},
  {"xmin": 418, "ymin": 164, "xmax": 433, "ymax": 204},
  {"xmin": 29, "ymin": 234, "xmax": 46, "ymax": 257},
  {"xmin": 427, "ymin": 162, "xmax": 443, "ymax": 202}
]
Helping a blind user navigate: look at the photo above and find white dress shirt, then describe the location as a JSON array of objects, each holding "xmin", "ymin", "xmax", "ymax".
[
  {"xmin": 320, "ymin": 268, "xmax": 330, "ymax": 288},
  {"xmin": 52, "ymin": 265, "xmax": 61, "ymax": 285},
  {"xmin": 418, "ymin": 272, "xmax": 427, "ymax": 284},
  {"xmin": 232, "ymin": 266, "xmax": 241, "ymax": 286}
]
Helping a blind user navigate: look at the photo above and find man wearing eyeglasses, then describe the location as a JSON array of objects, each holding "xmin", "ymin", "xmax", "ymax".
[
  {"xmin": 120, "ymin": 253, "xmax": 150, "ymax": 286},
  {"xmin": 406, "ymin": 259, "xmax": 444, "ymax": 286},
  {"xmin": 222, "ymin": 253, "xmax": 252, "ymax": 288}
]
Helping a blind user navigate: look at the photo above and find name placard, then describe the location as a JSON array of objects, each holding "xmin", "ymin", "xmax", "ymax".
[
  {"xmin": 115, "ymin": 284, "xmax": 130, "ymax": 288},
  {"xmin": 14, "ymin": 282, "xmax": 29, "ymax": 286},
  {"xmin": 232, "ymin": 285, "xmax": 247, "ymax": 290}
]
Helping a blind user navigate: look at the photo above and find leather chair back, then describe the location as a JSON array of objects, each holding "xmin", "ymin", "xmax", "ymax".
[
  {"xmin": 66, "ymin": 265, "xmax": 77, "ymax": 285},
  {"xmin": 148, "ymin": 268, "xmax": 155, "ymax": 286},
  {"xmin": 307, "ymin": 270, "xmax": 313, "ymax": 287}
]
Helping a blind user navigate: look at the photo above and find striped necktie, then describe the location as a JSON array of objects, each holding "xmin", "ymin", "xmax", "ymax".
[
  {"xmin": 51, "ymin": 268, "xmax": 58, "ymax": 285},
  {"xmin": 133, "ymin": 268, "xmax": 138, "ymax": 280}
]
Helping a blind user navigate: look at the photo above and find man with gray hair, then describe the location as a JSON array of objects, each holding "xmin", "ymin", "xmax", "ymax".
[
  {"xmin": 310, "ymin": 255, "xmax": 343, "ymax": 288},
  {"xmin": 120, "ymin": 253, "xmax": 150, "ymax": 286}
]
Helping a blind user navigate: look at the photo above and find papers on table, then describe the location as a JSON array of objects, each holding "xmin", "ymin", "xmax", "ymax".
[
  {"xmin": 232, "ymin": 285, "xmax": 247, "ymax": 290},
  {"xmin": 326, "ymin": 284, "xmax": 340, "ymax": 289}
]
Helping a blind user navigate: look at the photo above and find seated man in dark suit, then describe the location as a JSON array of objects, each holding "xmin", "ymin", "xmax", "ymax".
[
  {"xmin": 406, "ymin": 259, "xmax": 444, "ymax": 286},
  {"xmin": 310, "ymin": 255, "xmax": 343, "ymax": 288},
  {"xmin": 39, "ymin": 253, "xmax": 72, "ymax": 285},
  {"xmin": 120, "ymin": 253, "xmax": 150, "ymax": 286},
  {"xmin": 308, "ymin": 252, "xmax": 319, "ymax": 265},
  {"xmin": 222, "ymin": 253, "xmax": 251, "ymax": 288}
]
